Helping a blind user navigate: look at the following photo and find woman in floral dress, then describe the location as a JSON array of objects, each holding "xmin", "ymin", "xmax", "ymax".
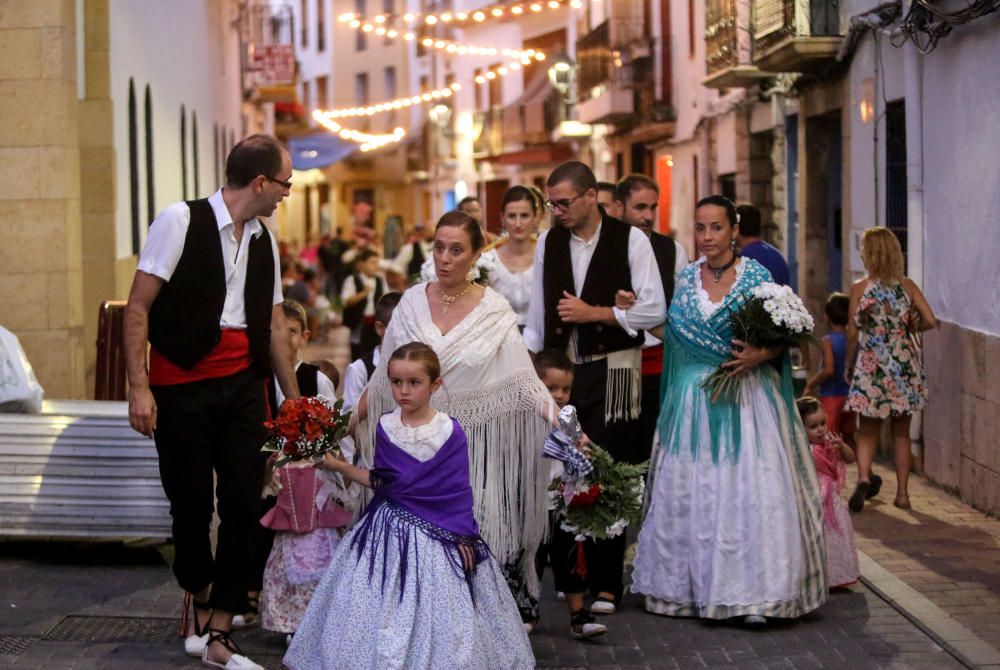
[{"xmin": 845, "ymin": 227, "xmax": 938, "ymax": 512}]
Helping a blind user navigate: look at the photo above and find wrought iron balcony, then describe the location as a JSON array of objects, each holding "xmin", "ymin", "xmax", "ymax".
[
  {"xmin": 575, "ymin": 17, "xmax": 648, "ymax": 125},
  {"xmin": 703, "ymin": 0, "xmax": 772, "ymax": 89},
  {"xmin": 751, "ymin": 0, "xmax": 843, "ymax": 73},
  {"xmin": 473, "ymin": 108, "xmax": 504, "ymax": 158}
]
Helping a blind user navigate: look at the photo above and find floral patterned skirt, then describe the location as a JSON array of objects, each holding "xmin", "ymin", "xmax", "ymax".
[{"xmin": 261, "ymin": 528, "xmax": 342, "ymax": 634}]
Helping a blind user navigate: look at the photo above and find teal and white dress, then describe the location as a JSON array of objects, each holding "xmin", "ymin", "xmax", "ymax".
[{"xmin": 631, "ymin": 258, "xmax": 828, "ymax": 619}]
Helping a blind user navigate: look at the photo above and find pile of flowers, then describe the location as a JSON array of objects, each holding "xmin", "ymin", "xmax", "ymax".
[
  {"xmin": 261, "ymin": 396, "xmax": 351, "ymax": 467},
  {"xmin": 550, "ymin": 443, "xmax": 647, "ymax": 542},
  {"xmin": 702, "ymin": 281, "xmax": 816, "ymax": 401}
]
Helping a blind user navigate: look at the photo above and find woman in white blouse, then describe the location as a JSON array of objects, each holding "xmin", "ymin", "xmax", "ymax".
[{"xmin": 486, "ymin": 186, "xmax": 539, "ymax": 330}]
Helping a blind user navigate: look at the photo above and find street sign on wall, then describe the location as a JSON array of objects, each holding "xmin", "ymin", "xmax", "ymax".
[{"xmin": 251, "ymin": 44, "xmax": 295, "ymax": 86}]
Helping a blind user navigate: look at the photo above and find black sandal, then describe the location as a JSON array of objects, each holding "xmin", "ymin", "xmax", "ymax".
[
  {"xmin": 848, "ymin": 480, "xmax": 870, "ymax": 513},
  {"xmin": 867, "ymin": 474, "xmax": 883, "ymax": 499}
]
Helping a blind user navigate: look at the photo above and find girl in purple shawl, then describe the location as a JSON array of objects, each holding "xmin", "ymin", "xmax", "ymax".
[{"xmin": 284, "ymin": 343, "xmax": 534, "ymax": 670}]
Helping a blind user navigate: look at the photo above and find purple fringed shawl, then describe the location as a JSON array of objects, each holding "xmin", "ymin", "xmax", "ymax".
[{"xmin": 350, "ymin": 416, "xmax": 492, "ymax": 604}]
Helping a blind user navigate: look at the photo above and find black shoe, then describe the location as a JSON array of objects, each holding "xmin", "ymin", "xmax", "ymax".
[
  {"xmin": 867, "ymin": 474, "xmax": 883, "ymax": 499},
  {"xmin": 849, "ymin": 480, "xmax": 870, "ymax": 513}
]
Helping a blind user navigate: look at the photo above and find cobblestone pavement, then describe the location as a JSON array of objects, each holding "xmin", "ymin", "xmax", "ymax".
[
  {"xmin": 849, "ymin": 462, "xmax": 1000, "ymax": 655},
  {"xmin": 0, "ymin": 538, "xmax": 964, "ymax": 670}
]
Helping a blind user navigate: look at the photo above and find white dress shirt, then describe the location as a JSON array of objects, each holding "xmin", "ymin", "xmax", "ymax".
[
  {"xmin": 340, "ymin": 273, "xmax": 382, "ymax": 317},
  {"xmin": 523, "ymin": 223, "xmax": 666, "ymax": 357},
  {"xmin": 385, "ymin": 240, "xmax": 433, "ymax": 276},
  {"xmin": 643, "ymin": 238, "xmax": 690, "ymax": 348},
  {"xmin": 137, "ymin": 189, "xmax": 283, "ymax": 327},
  {"xmin": 342, "ymin": 346, "xmax": 380, "ymax": 412}
]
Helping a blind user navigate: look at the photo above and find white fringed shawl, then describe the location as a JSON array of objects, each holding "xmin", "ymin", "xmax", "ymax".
[{"xmin": 360, "ymin": 283, "xmax": 554, "ymax": 595}]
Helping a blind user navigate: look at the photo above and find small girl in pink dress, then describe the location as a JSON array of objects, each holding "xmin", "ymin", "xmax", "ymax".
[
  {"xmin": 259, "ymin": 461, "xmax": 353, "ymax": 638},
  {"xmin": 797, "ymin": 397, "xmax": 861, "ymax": 589}
]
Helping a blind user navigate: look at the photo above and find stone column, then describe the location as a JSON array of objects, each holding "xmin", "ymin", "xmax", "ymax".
[{"xmin": 0, "ymin": 0, "xmax": 86, "ymax": 398}]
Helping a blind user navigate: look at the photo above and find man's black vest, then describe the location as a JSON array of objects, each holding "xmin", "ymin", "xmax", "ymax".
[
  {"xmin": 267, "ymin": 362, "xmax": 320, "ymax": 418},
  {"xmin": 542, "ymin": 215, "xmax": 644, "ymax": 356},
  {"xmin": 407, "ymin": 242, "xmax": 426, "ymax": 278},
  {"xmin": 148, "ymin": 199, "xmax": 275, "ymax": 378},
  {"xmin": 649, "ymin": 232, "xmax": 677, "ymax": 311},
  {"xmin": 341, "ymin": 274, "xmax": 386, "ymax": 330}
]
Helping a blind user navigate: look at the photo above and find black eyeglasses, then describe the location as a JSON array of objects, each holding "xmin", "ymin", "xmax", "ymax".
[
  {"xmin": 544, "ymin": 192, "xmax": 586, "ymax": 212},
  {"xmin": 264, "ymin": 174, "xmax": 293, "ymax": 189}
]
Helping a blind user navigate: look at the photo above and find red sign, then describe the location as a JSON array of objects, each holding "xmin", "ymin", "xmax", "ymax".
[{"xmin": 251, "ymin": 44, "xmax": 295, "ymax": 85}]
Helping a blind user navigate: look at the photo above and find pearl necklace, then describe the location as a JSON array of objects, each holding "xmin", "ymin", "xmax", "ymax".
[{"xmin": 438, "ymin": 282, "xmax": 474, "ymax": 314}]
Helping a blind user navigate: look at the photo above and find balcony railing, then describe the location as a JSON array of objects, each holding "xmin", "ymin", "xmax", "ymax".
[
  {"xmin": 706, "ymin": 0, "xmax": 739, "ymax": 75},
  {"xmin": 473, "ymin": 108, "xmax": 503, "ymax": 158},
  {"xmin": 704, "ymin": 0, "xmax": 773, "ymax": 88},
  {"xmin": 576, "ymin": 17, "xmax": 647, "ymax": 100},
  {"xmin": 751, "ymin": 0, "xmax": 843, "ymax": 72}
]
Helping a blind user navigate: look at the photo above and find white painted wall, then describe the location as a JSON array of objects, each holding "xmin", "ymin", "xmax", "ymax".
[
  {"xmin": 109, "ymin": 0, "xmax": 244, "ymax": 259},
  {"xmin": 844, "ymin": 6, "xmax": 1000, "ymax": 334}
]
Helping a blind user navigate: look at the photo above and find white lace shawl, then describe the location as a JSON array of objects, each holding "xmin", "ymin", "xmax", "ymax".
[{"xmin": 361, "ymin": 282, "xmax": 554, "ymax": 590}]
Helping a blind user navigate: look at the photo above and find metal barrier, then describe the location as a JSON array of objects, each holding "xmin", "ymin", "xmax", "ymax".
[{"xmin": 0, "ymin": 400, "xmax": 171, "ymax": 539}]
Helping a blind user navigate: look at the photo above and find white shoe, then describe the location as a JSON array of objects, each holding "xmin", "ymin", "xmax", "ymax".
[
  {"xmin": 184, "ymin": 633, "xmax": 208, "ymax": 658},
  {"xmin": 744, "ymin": 614, "xmax": 766, "ymax": 626},
  {"xmin": 556, "ymin": 591, "xmax": 566, "ymax": 600},
  {"xmin": 201, "ymin": 650, "xmax": 264, "ymax": 670},
  {"xmin": 569, "ymin": 610, "xmax": 608, "ymax": 639},
  {"xmin": 590, "ymin": 598, "xmax": 616, "ymax": 615},
  {"xmin": 230, "ymin": 613, "xmax": 257, "ymax": 629},
  {"xmin": 201, "ymin": 631, "xmax": 264, "ymax": 670}
]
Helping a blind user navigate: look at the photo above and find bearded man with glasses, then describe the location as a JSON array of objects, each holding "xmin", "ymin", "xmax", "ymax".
[{"xmin": 524, "ymin": 161, "xmax": 665, "ymax": 634}]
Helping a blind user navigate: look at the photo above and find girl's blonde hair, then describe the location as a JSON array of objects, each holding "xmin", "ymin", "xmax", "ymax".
[
  {"xmin": 388, "ymin": 341, "xmax": 441, "ymax": 382},
  {"xmin": 861, "ymin": 227, "xmax": 904, "ymax": 282}
]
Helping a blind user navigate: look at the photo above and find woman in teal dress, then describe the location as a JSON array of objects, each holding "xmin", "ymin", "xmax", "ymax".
[{"xmin": 630, "ymin": 196, "xmax": 827, "ymax": 624}]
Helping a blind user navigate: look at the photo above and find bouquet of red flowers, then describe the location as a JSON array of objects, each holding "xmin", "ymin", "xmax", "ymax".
[{"xmin": 261, "ymin": 396, "xmax": 351, "ymax": 467}]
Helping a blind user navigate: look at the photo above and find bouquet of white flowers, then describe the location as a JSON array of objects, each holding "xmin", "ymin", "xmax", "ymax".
[{"xmin": 701, "ymin": 282, "xmax": 816, "ymax": 402}]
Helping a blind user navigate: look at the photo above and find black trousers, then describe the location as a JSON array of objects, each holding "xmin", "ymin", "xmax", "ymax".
[
  {"xmin": 636, "ymin": 371, "xmax": 662, "ymax": 460},
  {"xmin": 568, "ymin": 358, "xmax": 640, "ymax": 602},
  {"xmin": 151, "ymin": 368, "xmax": 269, "ymax": 613}
]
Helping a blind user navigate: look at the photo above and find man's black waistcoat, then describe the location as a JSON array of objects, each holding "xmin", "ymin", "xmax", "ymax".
[{"xmin": 148, "ymin": 199, "xmax": 274, "ymax": 378}]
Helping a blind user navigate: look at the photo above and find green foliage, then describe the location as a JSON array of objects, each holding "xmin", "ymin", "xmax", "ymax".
[{"xmin": 550, "ymin": 444, "xmax": 648, "ymax": 541}]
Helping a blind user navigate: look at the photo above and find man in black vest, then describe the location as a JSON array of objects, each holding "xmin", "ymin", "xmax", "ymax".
[
  {"xmin": 613, "ymin": 174, "xmax": 689, "ymax": 461},
  {"xmin": 124, "ymin": 134, "xmax": 299, "ymax": 670},
  {"xmin": 524, "ymin": 161, "xmax": 665, "ymax": 618},
  {"xmin": 387, "ymin": 221, "xmax": 433, "ymax": 283}
]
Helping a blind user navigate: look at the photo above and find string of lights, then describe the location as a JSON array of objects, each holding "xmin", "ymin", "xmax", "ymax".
[
  {"xmin": 315, "ymin": 82, "xmax": 461, "ymax": 120},
  {"xmin": 337, "ymin": 0, "xmax": 582, "ymax": 30},
  {"xmin": 311, "ymin": 113, "xmax": 407, "ymax": 152}
]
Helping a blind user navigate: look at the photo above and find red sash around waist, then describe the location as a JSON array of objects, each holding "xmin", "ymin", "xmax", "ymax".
[
  {"xmin": 149, "ymin": 329, "xmax": 252, "ymax": 386},
  {"xmin": 642, "ymin": 344, "xmax": 664, "ymax": 376}
]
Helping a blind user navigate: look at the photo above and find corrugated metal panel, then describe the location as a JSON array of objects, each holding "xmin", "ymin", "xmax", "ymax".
[{"xmin": 0, "ymin": 400, "xmax": 172, "ymax": 539}]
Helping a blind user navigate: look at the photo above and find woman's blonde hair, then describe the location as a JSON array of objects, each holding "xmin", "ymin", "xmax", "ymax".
[{"xmin": 861, "ymin": 227, "xmax": 904, "ymax": 282}]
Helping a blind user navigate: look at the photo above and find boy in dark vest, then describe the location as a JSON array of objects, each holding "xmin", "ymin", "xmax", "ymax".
[
  {"xmin": 243, "ymin": 299, "xmax": 338, "ymax": 629},
  {"xmin": 523, "ymin": 161, "xmax": 666, "ymax": 625},
  {"xmin": 124, "ymin": 134, "xmax": 299, "ymax": 670},
  {"xmin": 613, "ymin": 174, "xmax": 689, "ymax": 463},
  {"xmin": 340, "ymin": 248, "xmax": 387, "ymax": 361}
]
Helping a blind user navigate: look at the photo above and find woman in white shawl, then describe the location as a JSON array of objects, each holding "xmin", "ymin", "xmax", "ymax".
[{"xmin": 357, "ymin": 210, "xmax": 553, "ymax": 631}]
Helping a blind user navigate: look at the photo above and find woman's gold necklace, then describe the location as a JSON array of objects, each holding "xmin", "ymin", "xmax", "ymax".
[{"xmin": 438, "ymin": 282, "xmax": 474, "ymax": 314}]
